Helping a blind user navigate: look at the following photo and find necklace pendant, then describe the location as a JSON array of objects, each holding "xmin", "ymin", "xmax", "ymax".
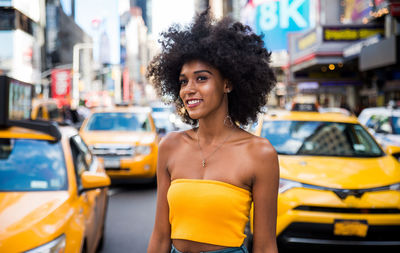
[{"xmin": 202, "ymin": 160, "xmax": 206, "ymax": 168}]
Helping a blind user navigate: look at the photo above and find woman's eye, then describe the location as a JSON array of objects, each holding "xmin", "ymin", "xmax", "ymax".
[
  {"xmin": 179, "ymin": 79, "xmax": 188, "ymax": 85},
  {"xmin": 197, "ymin": 76, "xmax": 208, "ymax": 81}
]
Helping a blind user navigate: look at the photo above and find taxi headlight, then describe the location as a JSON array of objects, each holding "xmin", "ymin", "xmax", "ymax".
[
  {"xmin": 279, "ymin": 178, "xmax": 303, "ymax": 194},
  {"xmin": 136, "ymin": 145, "xmax": 151, "ymax": 155},
  {"xmin": 25, "ymin": 234, "xmax": 66, "ymax": 253}
]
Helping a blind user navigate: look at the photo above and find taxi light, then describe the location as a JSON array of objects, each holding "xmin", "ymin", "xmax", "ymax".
[
  {"xmin": 25, "ymin": 234, "xmax": 66, "ymax": 253},
  {"xmin": 279, "ymin": 178, "xmax": 303, "ymax": 194}
]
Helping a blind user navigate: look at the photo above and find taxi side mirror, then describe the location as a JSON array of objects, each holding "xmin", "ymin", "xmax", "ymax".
[
  {"xmin": 80, "ymin": 171, "xmax": 110, "ymax": 192},
  {"xmin": 386, "ymin": 145, "xmax": 400, "ymax": 161}
]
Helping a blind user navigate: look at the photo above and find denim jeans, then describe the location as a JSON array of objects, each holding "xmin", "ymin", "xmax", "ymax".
[{"xmin": 170, "ymin": 244, "xmax": 248, "ymax": 253}]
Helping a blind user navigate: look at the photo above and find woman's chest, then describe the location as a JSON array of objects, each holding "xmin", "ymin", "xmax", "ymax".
[{"xmin": 168, "ymin": 143, "xmax": 254, "ymax": 191}]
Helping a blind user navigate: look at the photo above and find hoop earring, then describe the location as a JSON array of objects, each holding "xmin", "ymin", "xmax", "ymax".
[{"xmin": 224, "ymin": 115, "xmax": 234, "ymax": 128}]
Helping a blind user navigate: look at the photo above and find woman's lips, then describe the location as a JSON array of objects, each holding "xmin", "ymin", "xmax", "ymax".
[{"xmin": 186, "ymin": 99, "xmax": 202, "ymax": 108}]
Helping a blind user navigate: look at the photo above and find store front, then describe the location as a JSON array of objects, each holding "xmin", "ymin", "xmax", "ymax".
[{"xmin": 288, "ymin": 24, "xmax": 384, "ymax": 112}]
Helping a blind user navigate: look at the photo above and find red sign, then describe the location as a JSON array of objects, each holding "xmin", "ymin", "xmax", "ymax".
[
  {"xmin": 391, "ymin": 3, "xmax": 400, "ymax": 16},
  {"xmin": 51, "ymin": 69, "xmax": 71, "ymax": 106}
]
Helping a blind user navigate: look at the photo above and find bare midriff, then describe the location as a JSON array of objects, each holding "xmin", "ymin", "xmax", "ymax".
[{"xmin": 172, "ymin": 239, "xmax": 228, "ymax": 252}]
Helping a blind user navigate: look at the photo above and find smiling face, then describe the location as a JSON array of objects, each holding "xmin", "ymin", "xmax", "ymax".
[{"xmin": 179, "ymin": 60, "xmax": 231, "ymax": 121}]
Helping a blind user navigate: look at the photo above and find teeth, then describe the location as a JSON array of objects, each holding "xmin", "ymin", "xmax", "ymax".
[{"xmin": 188, "ymin": 99, "xmax": 201, "ymax": 105}]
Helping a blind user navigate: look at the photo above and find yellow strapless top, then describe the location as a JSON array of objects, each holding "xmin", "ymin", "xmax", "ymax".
[{"xmin": 167, "ymin": 179, "xmax": 252, "ymax": 247}]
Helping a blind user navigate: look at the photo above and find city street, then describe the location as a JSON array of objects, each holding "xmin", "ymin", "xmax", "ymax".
[
  {"xmin": 2, "ymin": 1, "xmax": 400, "ymax": 253},
  {"xmin": 100, "ymin": 184, "xmax": 157, "ymax": 253}
]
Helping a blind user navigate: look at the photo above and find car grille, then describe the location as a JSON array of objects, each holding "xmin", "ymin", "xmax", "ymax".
[
  {"xmin": 294, "ymin": 206, "xmax": 400, "ymax": 214},
  {"xmin": 90, "ymin": 144, "xmax": 134, "ymax": 157},
  {"xmin": 278, "ymin": 222, "xmax": 400, "ymax": 244}
]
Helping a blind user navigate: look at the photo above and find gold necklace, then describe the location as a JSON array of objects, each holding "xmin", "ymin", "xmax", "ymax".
[{"xmin": 195, "ymin": 128, "xmax": 233, "ymax": 168}]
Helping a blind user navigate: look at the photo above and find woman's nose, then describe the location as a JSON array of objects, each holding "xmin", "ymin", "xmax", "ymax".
[{"xmin": 182, "ymin": 79, "xmax": 196, "ymax": 93}]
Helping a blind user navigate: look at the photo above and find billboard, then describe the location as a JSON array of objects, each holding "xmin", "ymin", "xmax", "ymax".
[
  {"xmin": 0, "ymin": 75, "xmax": 33, "ymax": 126},
  {"xmin": 51, "ymin": 69, "xmax": 71, "ymax": 106},
  {"xmin": 242, "ymin": 0, "xmax": 316, "ymax": 51}
]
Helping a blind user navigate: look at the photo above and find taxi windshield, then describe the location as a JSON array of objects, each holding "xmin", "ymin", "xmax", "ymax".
[
  {"xmin": 0, "ymin": 139, "xmax": 67, "ymax": 191},
  {"xmin": 261, "ymin": 121, "xmax": 384, "ymax": 157},
  {"xmin": 85, "ymin": 112, "xmax": 148, "ymax": 131}
]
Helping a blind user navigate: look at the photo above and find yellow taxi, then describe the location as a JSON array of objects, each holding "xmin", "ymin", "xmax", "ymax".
[
  {"xmin": 248, "ymin": 110, "xmax": 400, "ymax": 251},
  {"xmin": 31, "ymin": 98, "xmax": 64, "ymax": 122},
  {"xmin": 0, "ymin": 121, "xmax": 110, "ymax": 253},
  {"xmin": 79, "ymin": 106, "xmax": 159, "ymax": 182},
  {"xmin": 0, "ymin": 75, "xmax": 110, "ymax": 252}
]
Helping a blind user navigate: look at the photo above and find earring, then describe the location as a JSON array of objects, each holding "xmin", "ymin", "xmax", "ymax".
[{"xmin": 224, "ymin": 115, "xmax": 234, "ymax": 127}]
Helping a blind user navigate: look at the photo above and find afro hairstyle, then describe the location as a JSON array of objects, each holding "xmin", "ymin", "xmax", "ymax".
[{"xmin": 146, "ymin": 9, "xmax": 276, "ymax": 126}]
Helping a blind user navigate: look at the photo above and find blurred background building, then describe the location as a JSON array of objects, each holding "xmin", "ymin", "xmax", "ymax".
[{"xmin": 1, "ymin": 0, "xmax": 399, "ymax": 114}]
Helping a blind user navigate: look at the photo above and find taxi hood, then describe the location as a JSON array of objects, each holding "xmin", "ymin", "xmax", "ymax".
[
  {"xmin": 81, "ymin": 131, "xmax": 156, "ymax": 145},
  {"xmin": 279, "ymin": 155, "xmax": 400, "ymax": 189},
  {"xmin": 0, "ymin": 191, "xmax": 71, "ymax": 251}
]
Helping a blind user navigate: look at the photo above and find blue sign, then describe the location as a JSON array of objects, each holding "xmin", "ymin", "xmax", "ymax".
[{"xmin": 255, "ymin": 0, "xmax": 315, "ymax": 51}]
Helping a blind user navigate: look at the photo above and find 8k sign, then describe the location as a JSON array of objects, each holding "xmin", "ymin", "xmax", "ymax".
[{"xmin": 254, "ymin": 0, "xmax": 316, "ymax": 51}]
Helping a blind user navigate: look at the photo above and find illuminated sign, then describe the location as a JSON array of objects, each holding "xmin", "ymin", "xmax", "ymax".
[
  {"xmin": 251, "ymin": 0, "xmax": 316, "ymax": 51},
  {"xmin": 51, "ymin": 69, "xmax": 71, "ymax": 106},
  {"xmin": 323, "ymin": 26, "xmax": 384, "ymax": 42},
  {"xmin": 341, "ymin": 0, "xmax": 371, "ymax": 23},
  {"xmin": 0, "ymin": 75, "xmax": 33, "ymax": 126},
  {"xmin": 297, "ymin": 30, "xmax": 317, "ymax": 50}
]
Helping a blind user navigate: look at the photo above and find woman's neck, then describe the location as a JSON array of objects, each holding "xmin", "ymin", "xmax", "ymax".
[{"xmin": 196, "ymin": 113, "xmax": 235, "ymax": 145}]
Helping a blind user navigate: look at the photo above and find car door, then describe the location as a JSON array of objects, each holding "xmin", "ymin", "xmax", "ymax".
[{"xmin": 70, "ymin": 135, "xmax": 106, "ymax": 253}]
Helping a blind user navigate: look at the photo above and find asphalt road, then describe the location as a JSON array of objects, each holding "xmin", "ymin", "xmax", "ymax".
[{"xmin": 100, "ymin": 183, "xmax": 157, "ymax": 253}]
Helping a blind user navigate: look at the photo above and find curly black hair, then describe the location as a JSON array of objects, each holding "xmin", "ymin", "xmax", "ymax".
[{"xmin": 146, "ymin": 9, "xmax": 276, "ymax": 126}]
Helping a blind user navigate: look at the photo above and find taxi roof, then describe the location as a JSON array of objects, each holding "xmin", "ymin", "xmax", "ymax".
[
  {"xmin": 0, "ymin": 123, "xmax": 77, "ymax": 141},
  {"xmin": 262, "ymin": 110, "xmax": 359, "ymax": 124},
  {"xmin": 0, "ymin": 126, "xmax": 56, "ymax": 141}
]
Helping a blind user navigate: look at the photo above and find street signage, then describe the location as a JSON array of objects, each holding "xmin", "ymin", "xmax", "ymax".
[
  {"xmin": 251, "ymin": 0, "xmax": 316, "ymax": 51},
  {"xmin": 323, "ymin": 25, "xmax": 384, "ymax": 42},
  {"xmin": 51, "ymin": 69, "xmax": 71, "ymax": 106},
  {"xmin": 0, "ymin": 75, "xmax": 33, "ymax": 126}
]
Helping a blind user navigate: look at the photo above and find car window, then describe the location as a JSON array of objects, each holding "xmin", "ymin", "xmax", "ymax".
[
  {"xmin": 365, "ymin": 115, "xmax": 390, "ymax": 132},
  {"xmin": 0, "ymin": 138, "xmax": 68, "ymax": 191},
  {"xmin": 70, "ymin": 135, "xmax": 93, "ymax": 189},
  {"xmin": 261, "ymin": 121, "xmax": 384, "ymax": 157},
  {"xmin": 85, "ymin": 112, "xmax": 149, "ymax": 131},
  {"xmin": 391, "ymin": 116, "xmax": 400, "ymax": 134},
  {"xmin": 70, "ymin": 135, "xmax": 92, "ymax": 172}
]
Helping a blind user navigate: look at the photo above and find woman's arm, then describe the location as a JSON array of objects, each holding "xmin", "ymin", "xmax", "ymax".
[
  {"xmin": 251, "ymin": 139, "xmax": 280, "ymax": 253},
  {"xmin": 147, "ymin": 133, "xmax": 177, "ymax": 253}
]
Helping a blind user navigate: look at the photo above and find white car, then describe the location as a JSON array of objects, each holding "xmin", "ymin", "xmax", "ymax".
[{"xmin": 358, "ymin": 107, "xmax": 400, "ymax": 147}]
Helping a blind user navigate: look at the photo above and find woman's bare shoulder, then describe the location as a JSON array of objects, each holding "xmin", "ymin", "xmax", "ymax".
[
  {"xmin": 158, "ymin": 129, "xmax": 194, "ymax": 151},
  {"xmin": 244, "ymin": 134, "xmax": 278, "ymax": 176},
  {"xmin": 246, "ymin": 134, "xmax": 276, "ymax": 157}
]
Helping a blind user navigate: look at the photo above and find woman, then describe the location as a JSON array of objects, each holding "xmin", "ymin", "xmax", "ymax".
[{"xmin": 147, "ymin": 10, "xmax": 279, "ymax": 253}]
